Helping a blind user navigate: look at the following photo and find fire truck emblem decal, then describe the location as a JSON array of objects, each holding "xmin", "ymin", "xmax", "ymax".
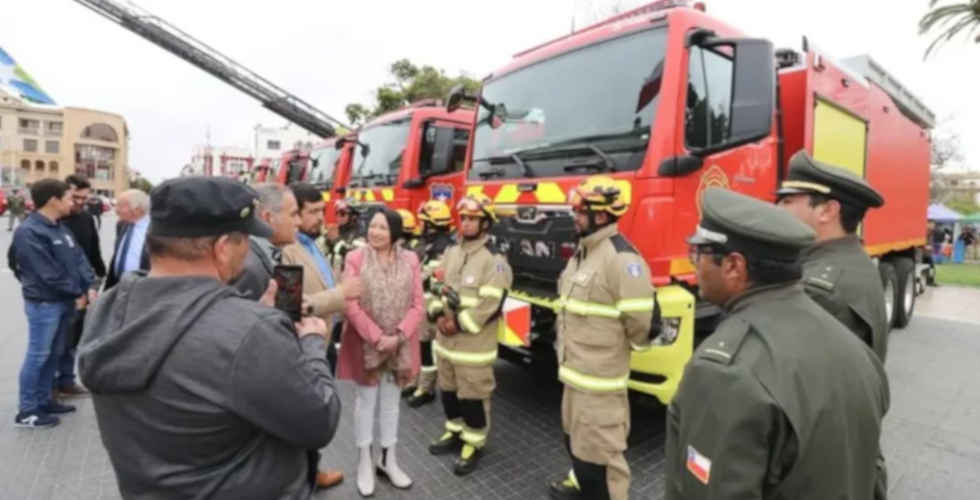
[
  {"xmin": 430, "ymin": 184, "xmax": 454, "ymax": 201},
  {"xmin": 696, "ymin": 165, "xmax": 730, "ymax": 216}
]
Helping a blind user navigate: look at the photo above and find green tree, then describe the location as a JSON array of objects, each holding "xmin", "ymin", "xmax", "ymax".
[
  {"xmin": 919, "ymin": 0, "xmax": 980, "ymax": 58},
  {"xmin": 130, "ymin": 176, "xmax": 154, "ymax": 194},
  {"xmin": 345, "ymin": 59, "xmax": 480, "ymax": 126}
]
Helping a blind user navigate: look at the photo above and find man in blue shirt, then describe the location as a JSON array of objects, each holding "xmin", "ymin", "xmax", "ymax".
[{"xmin": 11, "ymin": 179, "xmax": 95, "ymax": 428}]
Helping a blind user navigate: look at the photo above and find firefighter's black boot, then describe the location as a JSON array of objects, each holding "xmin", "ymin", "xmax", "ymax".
[
  {"xmin": 406, "ymin": 391, "xmax": 435, "ymax": 408},
  {"xmin": 548, "ymin": 470, "xmax": 584, "ymax": 499},
  {"xmin": 453, "ymin": 444, "xmax": 482, "ymax": 476},
  {"xmin": 428, "ymin": 431, "xmax": 462, "ymax": 456}
]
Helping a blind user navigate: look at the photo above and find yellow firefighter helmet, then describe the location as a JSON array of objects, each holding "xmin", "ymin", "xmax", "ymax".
[
  {"xmin": 417, "ymin": 199, "xmax": 453, "ymax": 227},
  {"xmin": 456, "ymin": 193, "xmax": 497, "ymax": 222},
  {"xmin": 569, "ymin": 175, "xmax": 629, "ymax": 217}
]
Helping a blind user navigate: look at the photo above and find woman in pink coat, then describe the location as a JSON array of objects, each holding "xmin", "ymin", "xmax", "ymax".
[{"xmin": 337, "ymin": 206, "xmax": 424, "ymax": 497}]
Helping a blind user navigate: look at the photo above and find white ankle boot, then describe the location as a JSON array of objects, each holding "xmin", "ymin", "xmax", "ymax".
[
  {"xmin": 357, "ymin": 446, "xmax": 375, "ymax": 497},
  {"xmin": 376, "ymin": 445, "xmax": 413, "ymax": 489}
]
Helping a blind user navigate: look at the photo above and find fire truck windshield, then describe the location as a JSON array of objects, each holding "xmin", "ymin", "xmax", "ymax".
[
  {"xmin": 470, "ymin": 27, "xmax": 667, "ymax": 180},
  {"xmin": 351, "ymin": 117, "xmax": 411, "ymax": 186},
  {"xmin": 309, "ymin": 145, "xmax": 341, "ymax": 187}
]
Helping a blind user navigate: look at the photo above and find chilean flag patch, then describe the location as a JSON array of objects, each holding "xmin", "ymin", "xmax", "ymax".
[{"xmin": 686, "ymin": 445, "xmax": 711, "ymax": 484}]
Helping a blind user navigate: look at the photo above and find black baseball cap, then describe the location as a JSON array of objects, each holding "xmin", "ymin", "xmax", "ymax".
[{"xmin": 148, "ymin": 177, "xmax": 273, "ymax": 238}]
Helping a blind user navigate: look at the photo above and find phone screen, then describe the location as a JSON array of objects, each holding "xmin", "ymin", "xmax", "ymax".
[{"xmin": 272, "ymin": 265, "xmax": 304, "ymax": 322}]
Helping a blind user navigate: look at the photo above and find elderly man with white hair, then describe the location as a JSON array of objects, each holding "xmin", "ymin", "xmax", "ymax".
[{"xmin": 106, "ymin": 189, "xmax": 151, "ymax": 289}]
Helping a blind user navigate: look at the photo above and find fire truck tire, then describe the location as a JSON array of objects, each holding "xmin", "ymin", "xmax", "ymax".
[
  {"xmin": 892, "ymin": 257, "xmax": 916, "ymax": 329},
  {"xmin": 878, "ymin": 261, "xmax": 898, "ymax": 332}
]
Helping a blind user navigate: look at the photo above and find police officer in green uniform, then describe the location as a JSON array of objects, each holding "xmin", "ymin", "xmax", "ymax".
[
  {"xmin": 665, "ymin": 187, "xmax": 889, "ymax": 500},
  {"xmin": 775, "ymin": 150, "xmax": 888, "ymax": 361}
]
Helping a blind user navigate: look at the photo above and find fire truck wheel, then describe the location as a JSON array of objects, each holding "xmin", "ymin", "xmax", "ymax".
[
  {"xmin": 878, "ymin": 261, "xmax": 898, "ymax": 332},
  {"xmin": 892, "ymin": 257, "xmax": 916, "ymax": 330}
]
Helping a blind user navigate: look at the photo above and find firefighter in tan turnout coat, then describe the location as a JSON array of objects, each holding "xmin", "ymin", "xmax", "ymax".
[
  {"xmin": 427, "ymin": 193, "xmax": 512, "ymax": 476},
  {"xmin": 404, "ymin": 200, "xmax": 456, "ymax": 408},
  {"xmin": 549, "ymin": 176, "xmax": 659, "ymax": 500}
]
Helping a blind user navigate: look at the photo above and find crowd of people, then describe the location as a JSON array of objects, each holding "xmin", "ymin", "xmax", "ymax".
[{"xmin": 5, "ymin": 151, "xmax": 894, "ymax": 500}]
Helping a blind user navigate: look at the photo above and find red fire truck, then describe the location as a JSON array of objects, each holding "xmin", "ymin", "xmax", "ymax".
[
  {"xmin": 275, "ymin": 148, "xmax": 312, "ymax": 185},
  {"xmin": 309, "ymin": 137, "xmax": 354, "ymax": 223},
  {"xmin": 341, "ymin": 100, "xmax": 473, "ymax": 217},
  {"xmin": 449, "ymin": 0, "xmax": 933, "ymax": 404}
]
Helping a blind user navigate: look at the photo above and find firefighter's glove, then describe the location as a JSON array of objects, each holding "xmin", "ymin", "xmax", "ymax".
[{"xmin": 437, "ymin": 313, "xmax": 460, "ymax": 337}]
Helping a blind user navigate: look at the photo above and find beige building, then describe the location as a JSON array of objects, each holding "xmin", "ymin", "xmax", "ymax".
[{"xmin": 0, "ymin": 90, "xmax": 129, "ymax": 198}]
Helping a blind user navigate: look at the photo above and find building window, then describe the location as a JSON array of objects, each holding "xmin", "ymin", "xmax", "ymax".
[
  {"xmin": 20, "ymin": 159, "xmax": 30, "ymax": 170},
  {"xmin": 75, "ymin": 144, "xmax": 116, "ymax": 181},
  {"xmin": 35, "ymin": 160, "xmax": 45, "ymax": 171},
  {"xmin": 267, "ymin": 140, "xmax": 281, "ymax": 150},
  {"xmin": 49, "ymin": 161, "xmax": 59, "ymax": 173},
  {"xmin": 45, "ymin": 140, "xmax": 59, "ymax": 154},
  {"xmin": 46, "ymin": 121, "xmax": 63, "ymax": 136},
  {"xmin": 24, "ymin": 139, "xmax": 38, "ymax": 152},
  {"xmin": 80, "ymin": 123, "xmax": 119, "ymax": 142}
]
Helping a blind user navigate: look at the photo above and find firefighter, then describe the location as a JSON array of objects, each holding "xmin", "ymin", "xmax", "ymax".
[
  {"xmin": 404, "ymin": 200, "xmax": 457, "ymax": 408},
  {"xmin": 427, "ymin": 193, "xmax": 512, "ymax": 476},
  {"xmin": 325, "ymin": 198, "xmax": 365, "ymax": 273},
  {"xmin": 548, "ymin": 176, "xmax": 659, "ymax": 500},
  {"xmin": 775, "ymin": 151, "xmax": 889, "ymax": 361},
  {"xmin": 396, "ymin": 208, "xmax": 424, "ymax": 257}
]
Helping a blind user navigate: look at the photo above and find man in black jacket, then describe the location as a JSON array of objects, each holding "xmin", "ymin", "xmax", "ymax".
[
  {"xmin": 78, "ymin": 177, "xmax": 342, "ymax": 500},
  {"xmin": 57, "ymin": 175, "xmax": 107, "ymax": 397}
]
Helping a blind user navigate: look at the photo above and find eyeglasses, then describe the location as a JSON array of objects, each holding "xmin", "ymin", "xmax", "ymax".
[{"xmin": 688, "ymin": 244, "xmax": 730, "ymax": 265}]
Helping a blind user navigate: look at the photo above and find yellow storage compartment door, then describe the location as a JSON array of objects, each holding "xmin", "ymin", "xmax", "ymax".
[{"xmin": 812, "ymin": 98, "xmax": 867, "ymax": 177}]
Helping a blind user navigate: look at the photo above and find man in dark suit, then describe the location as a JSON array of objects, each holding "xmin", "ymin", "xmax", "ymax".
[{"xmin": 106, "ymin": 189, "xmax": 151, "ymax": 290}]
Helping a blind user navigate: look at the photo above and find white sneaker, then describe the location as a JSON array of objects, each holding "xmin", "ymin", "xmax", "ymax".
[
  {"xmin": 376, "ymin": 445, "xmax": 413, "ymax": 489},
  {"xmin": 357, "ymin": 446, "xmax": 375, "ymax": 497}
]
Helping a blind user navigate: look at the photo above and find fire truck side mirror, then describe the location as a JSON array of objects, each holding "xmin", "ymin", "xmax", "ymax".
[
  {"xmin": 692, "ymin": 36, "xmax": 775, "ymax": 154},
  {"xmin": 446, "ymin": 84, "xmax": 467, "ymax": 113}
]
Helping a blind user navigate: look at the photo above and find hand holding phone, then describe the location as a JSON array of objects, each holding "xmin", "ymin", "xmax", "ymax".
[{"xmin": 272, "ymin": 265, "xmax": 304, "ymax": 322}]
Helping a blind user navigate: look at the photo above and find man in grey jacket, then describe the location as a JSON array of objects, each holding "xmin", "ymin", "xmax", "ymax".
[{"xmin": 78, "ymin": 177, "xmax": 342, "ymax": 500}]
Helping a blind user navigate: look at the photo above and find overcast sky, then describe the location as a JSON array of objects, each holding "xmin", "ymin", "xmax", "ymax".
[{"xmin": 4, "ymin": 0, "xmax": 978, "ymax": 183}]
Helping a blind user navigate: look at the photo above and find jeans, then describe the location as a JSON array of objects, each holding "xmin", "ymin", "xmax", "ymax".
[
  {"xmin": 56, "ymin": 310, "xmax": 84, "ymax": 389},
  {"xmin": 19, "ymin": 300, "xmax": 75, "ymax": 413}
]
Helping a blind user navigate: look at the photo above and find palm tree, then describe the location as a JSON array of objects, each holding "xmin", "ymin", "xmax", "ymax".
[{"xmin": 919, "ymin": 0, "xmax": 980, "ymax": 58}]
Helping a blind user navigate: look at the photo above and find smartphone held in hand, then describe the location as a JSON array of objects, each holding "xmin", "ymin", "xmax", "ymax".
[{"xmin": 272, "ymin": 265, "xmax": 304, "ymax": 322}]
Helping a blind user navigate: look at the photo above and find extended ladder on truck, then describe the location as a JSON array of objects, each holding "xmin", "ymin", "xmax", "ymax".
[{"xmin": 73, "ymin": 0, "xmax": 347, "ymax": 138}]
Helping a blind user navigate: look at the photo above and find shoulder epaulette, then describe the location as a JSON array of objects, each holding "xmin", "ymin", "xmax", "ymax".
[
  {"xmin": 610, "ymin": 234, "xmax": 638, "ymax": 255},
  {"xmin": 696, "ymin": 318, "xmax": 752, "ymax": 366},
  {"xmin": 803, "ymin": 265, "xmax": 841, "ymax": 293}
]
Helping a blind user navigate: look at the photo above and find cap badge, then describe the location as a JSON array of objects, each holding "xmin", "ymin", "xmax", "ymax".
[{"xmin": 240, "ymin": 206, "xmax": 251, "ymax": 219}]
